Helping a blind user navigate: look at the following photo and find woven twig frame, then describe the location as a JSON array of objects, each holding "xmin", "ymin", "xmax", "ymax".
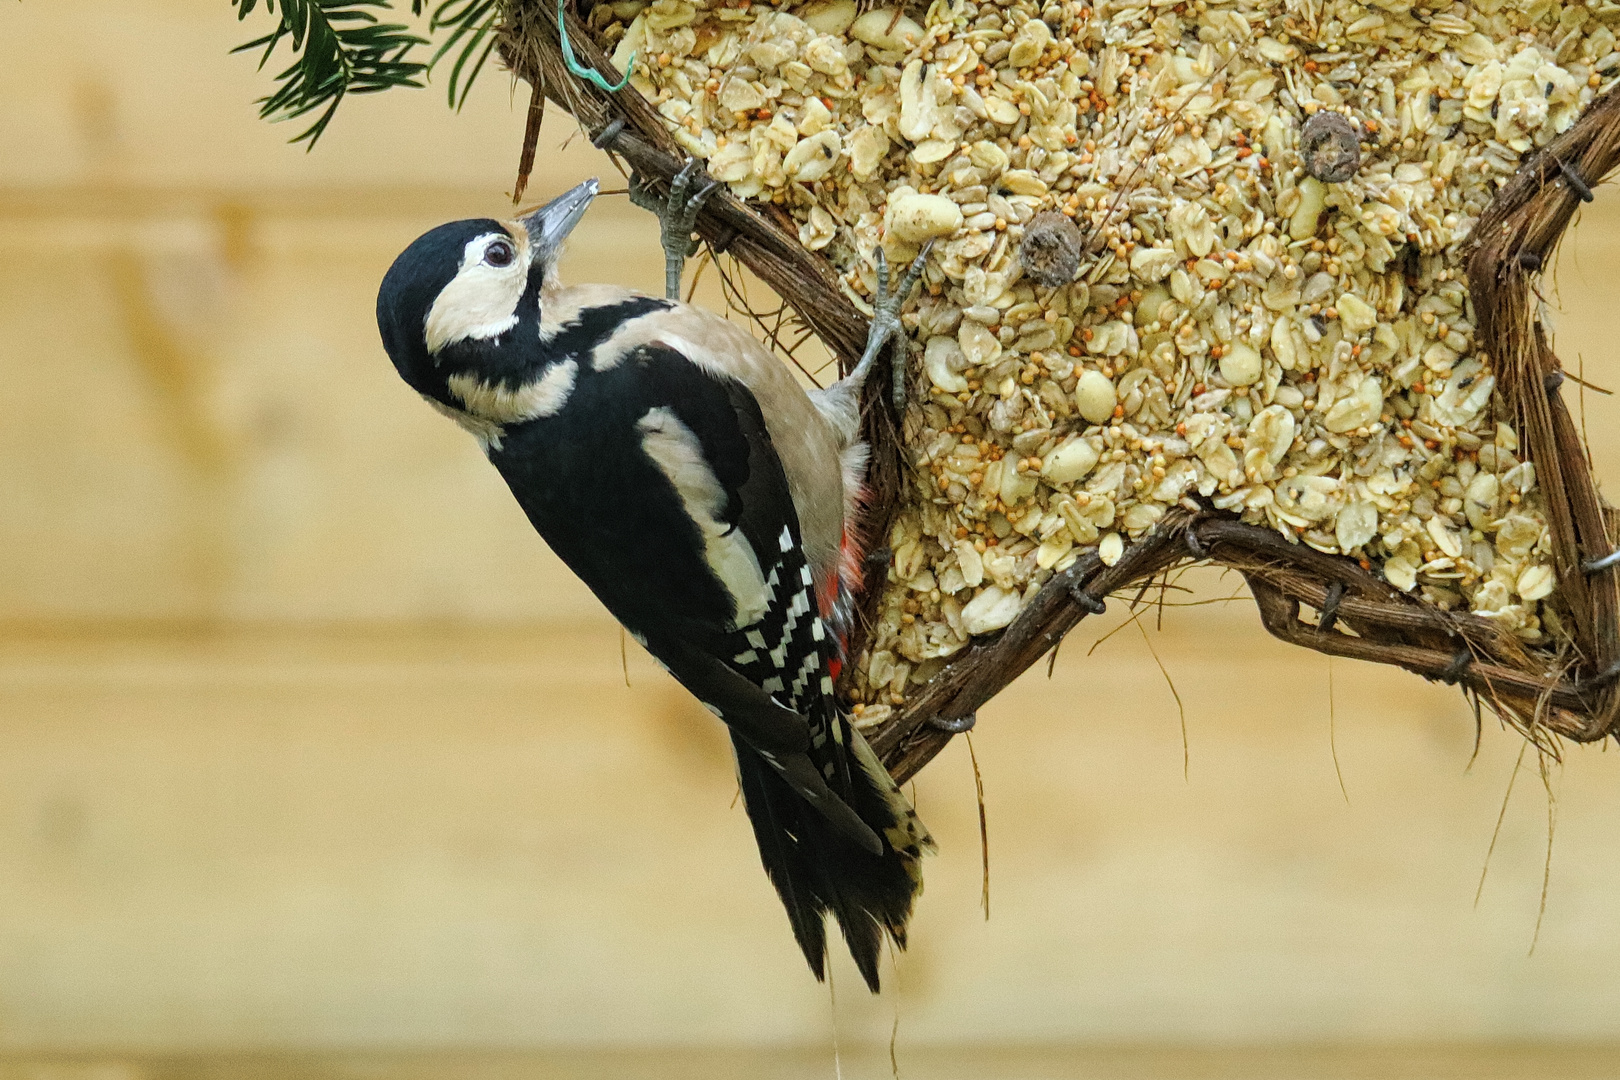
[{"xmin": 500, "ymin": 2, "xmax": 1620, "ymax": 783}]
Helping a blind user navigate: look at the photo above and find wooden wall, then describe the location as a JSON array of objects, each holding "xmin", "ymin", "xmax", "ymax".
[{"xmin": 4, "ymin": 1, "xmax": 1620, "ymax": 1062}]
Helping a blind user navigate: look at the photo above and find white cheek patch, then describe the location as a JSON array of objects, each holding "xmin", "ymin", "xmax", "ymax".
[
  {"xmin": 447, "ymin": 358, "xmax": 577, "ymax": 425},
  {"xmin": 637, "ymin": 406, "xmax": 769, "ymax": 628},
  {"xmin": 424, "ymin": 233, "xmax": 530, "ymax": 355}
]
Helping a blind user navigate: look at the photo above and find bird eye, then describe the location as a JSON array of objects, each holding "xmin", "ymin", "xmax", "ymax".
[{"xmin": 484, "ymin": 238, "xmax": 516, "ymax": 267}]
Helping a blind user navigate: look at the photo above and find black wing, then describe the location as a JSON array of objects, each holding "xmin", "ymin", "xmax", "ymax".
[
  {"xmin": 632, "ymin": 354, "xmax": 875, "ymax": 852},
  {"xmin": 491, "ymin": 342, "xmax": 872, "ymax": 849}
]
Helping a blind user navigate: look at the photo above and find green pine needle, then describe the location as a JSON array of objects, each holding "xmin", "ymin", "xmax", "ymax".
[
  {"xmin": 429, "ymin": 0, "xmax": 502, "ymax": 111},
  {"xmin": 231, "ymin": 0, "xmax": 504, "ymax": 146}
]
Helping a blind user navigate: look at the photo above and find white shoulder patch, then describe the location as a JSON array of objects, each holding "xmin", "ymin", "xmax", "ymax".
[
  {"xmin": 637, "ymin": 406, "xmax": 769, "ymax": 628},
  {"xmin": 424, "ymin": 233, "xmax": 529, "ymax": 354},
  {"xmin": 590, "ymin": 311, "xmax": 674, "ymax": 372}
]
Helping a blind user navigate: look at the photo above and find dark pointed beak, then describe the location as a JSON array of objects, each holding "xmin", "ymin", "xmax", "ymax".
[{"xmin": 520, "ymin": 178, "xmax": 599, "ymax": 265}]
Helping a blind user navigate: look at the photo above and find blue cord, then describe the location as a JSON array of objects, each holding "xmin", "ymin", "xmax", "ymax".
[{"xmin": 558, "ymin": 0, "xmax": 633, "ymax": 93}]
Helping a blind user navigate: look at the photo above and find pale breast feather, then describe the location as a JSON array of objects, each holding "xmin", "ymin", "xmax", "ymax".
[{"xmin": 448, "ymin": 358, "xmax": 578, "ymax": 424}]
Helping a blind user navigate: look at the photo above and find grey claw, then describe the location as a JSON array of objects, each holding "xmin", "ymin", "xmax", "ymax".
[
  {"xmin": 899, "ymin": 241, "xmax": 933, "ymax": 297},
  {"xmin": 669, "ymin": 159, "xmax": 695, "ymax": 200},
  {"xmin": 868, "ymin": 242, "xmax": 932, "ymax": 407},
  {"xmin": 687, "ymin": 180, "xmax": 720, "ymax": 251},
  {"xmin": 664, "ymin": 161, "xmax": 713, "ymax": 234},
  {"xmin": 888, "ymin": 244, "xmax": 932, "ymax": 406},
  {"xmin": 846, "ymin": 242, "xmax": 932, "ymax": 407}
]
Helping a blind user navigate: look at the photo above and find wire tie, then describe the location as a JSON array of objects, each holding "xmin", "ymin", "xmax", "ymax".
[{"xmin": 558, "ymin": 0, "xmax": 632, "ymax": 93}]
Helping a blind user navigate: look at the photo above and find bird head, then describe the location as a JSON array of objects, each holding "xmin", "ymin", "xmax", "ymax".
[{"xmin": 375, "ymin": 179, "xmax": 599, "ymax": 444}]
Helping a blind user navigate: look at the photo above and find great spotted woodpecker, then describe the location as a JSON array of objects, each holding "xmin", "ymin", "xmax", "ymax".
[{"xmin": 375, "ymin": 167, "xmax": 933, "ymax": 991}]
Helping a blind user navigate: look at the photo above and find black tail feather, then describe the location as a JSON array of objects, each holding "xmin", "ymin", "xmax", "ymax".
[{"xmin": 732, "ymin": 721, "xmax": 932, "ymax": 992}]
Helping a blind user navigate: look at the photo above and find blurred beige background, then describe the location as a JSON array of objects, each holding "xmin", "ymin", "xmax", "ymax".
[{"xmin": 5, "ymin": 3, "xmax": 1620, "ymax": 1077}]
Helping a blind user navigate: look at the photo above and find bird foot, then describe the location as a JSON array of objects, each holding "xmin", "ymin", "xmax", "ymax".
[
  {"xmin": 850, "ymin": 242, "xmax": 932, "ymax": 410},
  {"xmin": 631, "ymin": 159, "xmax": 719, "ymax": 301}
]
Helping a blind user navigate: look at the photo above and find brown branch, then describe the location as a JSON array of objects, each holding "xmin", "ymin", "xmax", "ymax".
[
  {"xmin": 874, "ymin": 511, "xmax": 1193, "ymax": 784},
  {"xmin": 1468, "ymin": 80, "xmax": 1620, "ymax": 739},
  {"xmin": 879, "ymin": 511, "xmax": 1599, "ymax": 786}
]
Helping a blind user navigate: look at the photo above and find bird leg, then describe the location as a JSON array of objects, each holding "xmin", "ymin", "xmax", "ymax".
[
  {"xmin": 631, "ymin": 159, "xmax": 719, "ymax": 301},
  {"xmin": 845, "ymin": 242, "xmax": 932, "ymax": 410}
]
